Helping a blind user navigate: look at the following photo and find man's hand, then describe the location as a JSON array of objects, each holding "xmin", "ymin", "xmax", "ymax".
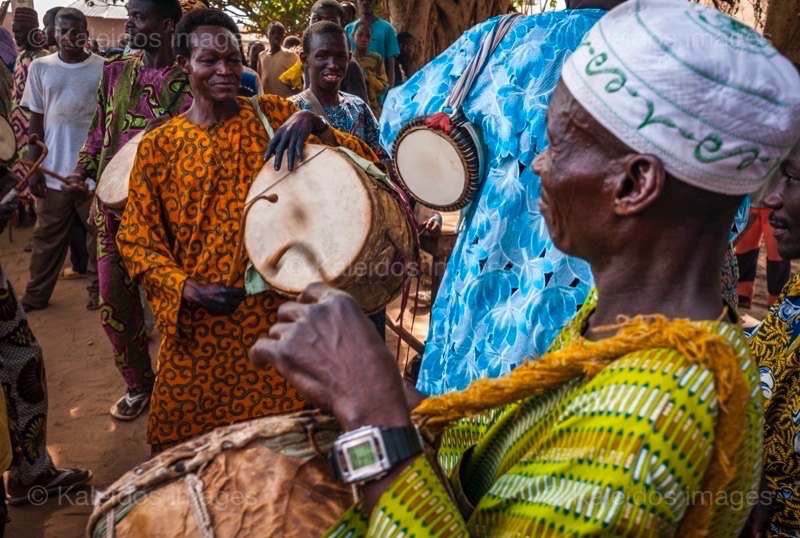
[
  {"xmin": 265, "ymin": 111, "xmax": 329, "ymax": 172},
  {"xmin": 420, "ymin": 216, "xmax": 442, "ymax": 237},
  {"xmin": 183, "ymin": 279, "xmax": 246, "ymax": 316},
  {"xmin": 249, "ymin": 283, "xmax": 410, "ymax": 431},
  {"xmin": 28, "ymin": 171, "xmax": 47, "ymax": 198},
  {"xmin": 62, "ymin": 172, "xmax": 90, "ymax": 195}
]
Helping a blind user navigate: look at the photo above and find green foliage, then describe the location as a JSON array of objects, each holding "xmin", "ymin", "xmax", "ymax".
[{"xmin": 207, "ymin": 0, "xmax": 315, "ymax": 36}]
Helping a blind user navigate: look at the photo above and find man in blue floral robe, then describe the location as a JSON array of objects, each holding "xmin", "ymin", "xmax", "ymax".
[{"xmin": 381, "ymin": 5, "xmax": 615, "ymax": 395}]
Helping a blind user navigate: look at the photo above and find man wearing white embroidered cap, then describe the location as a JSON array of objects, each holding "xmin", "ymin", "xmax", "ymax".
[{"xmin": 248, "ymin": 0, "xmax": 800, "ymax": 536}]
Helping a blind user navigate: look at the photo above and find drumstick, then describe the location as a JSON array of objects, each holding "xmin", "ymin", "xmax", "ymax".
[
  {"xmin": 227, "ymin": 192, "xmax": 279, "ymax": 287},
  {"xmin": 265, "ymin": 241, "xmax": 333, "ymax": 286}
]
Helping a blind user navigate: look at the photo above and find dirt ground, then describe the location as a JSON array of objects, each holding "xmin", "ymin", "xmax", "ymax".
[{"xmin": 1, "ymin": 224, "xmax": 780, "ymax": 537}]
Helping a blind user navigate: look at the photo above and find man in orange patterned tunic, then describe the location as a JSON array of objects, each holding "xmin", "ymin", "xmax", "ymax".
[{"xmin": 116, "ymin": 8, "xmax": 377, "ymax": 452}]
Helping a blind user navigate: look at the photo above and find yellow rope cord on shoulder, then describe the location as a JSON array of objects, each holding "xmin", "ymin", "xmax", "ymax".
[{"xmin": 412, "ymin": 314, "xmax": 748, "ymax": 537}]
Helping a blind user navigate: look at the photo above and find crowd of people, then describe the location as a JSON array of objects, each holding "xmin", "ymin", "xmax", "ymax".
[{"xmin": 0, "ymin": 0, "xmax": 797, "ymax": 536}]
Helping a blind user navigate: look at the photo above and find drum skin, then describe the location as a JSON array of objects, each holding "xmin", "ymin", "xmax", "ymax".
[
  {"xmin": 96, "ymin": 131, "xmax": 145, "ymax": 210},
  {"xmin": 245, "ymin": 144, "xmax": 415, "ymax": 314},
  {"xmin": 392, "ymin": 116, "xmax": 483, "ymax": 212},
  {"xmin": 0, "ymin": 116, "xmax": 15, "ymax": 165},
  {"xmin": 87, "ymin": 412, "xmax": 352, "ymax": 538}
]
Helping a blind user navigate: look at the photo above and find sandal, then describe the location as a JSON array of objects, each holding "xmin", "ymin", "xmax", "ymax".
[
  {"xmin": 6, "ymin": 467, "xmax": 92, "ymax": 506},
  {"xmin": 109, "ymin": 390, "xmax": 150, "ymax": 421},
  {"xmin": 86, "ymin": 296, "xmax": 100, "ymax": 311}
]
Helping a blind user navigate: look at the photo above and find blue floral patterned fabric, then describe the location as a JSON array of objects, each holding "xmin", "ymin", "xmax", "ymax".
[{"xmin": 381, "ymin": 11, "xmax": 606, "ymax": 396}]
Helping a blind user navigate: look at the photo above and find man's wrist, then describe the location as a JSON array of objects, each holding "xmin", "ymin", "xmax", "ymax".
[{"xmin": 337, "ymin": 394, "xmax": 412, "ymax": 432}]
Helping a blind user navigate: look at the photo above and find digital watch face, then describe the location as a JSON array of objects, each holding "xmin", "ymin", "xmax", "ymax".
[
  {"xmin": 336, "ymin": 430, "xmax": 389, "ymax": 483},
  {"xmin": 347, "ymin": 441, "xmax": 379, "ymax": 469}
]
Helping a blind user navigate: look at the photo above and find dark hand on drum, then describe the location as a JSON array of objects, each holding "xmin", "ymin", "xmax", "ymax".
[
  {"xmin": 266, "ymin": 111, "xmax": 332, "ymax": 172},
  {"xmin": 183, "ymin": 279, "xmax": 246, "ymax": 316},
  {"xmin": 28, "ymin": 171, "xmax": 47, "ymax": 199},
  {"xmin": 249, "ymin": 283, "xmax": 410, "ymax": 431}
]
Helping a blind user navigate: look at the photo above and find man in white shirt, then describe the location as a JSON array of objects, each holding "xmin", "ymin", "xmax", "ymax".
[{"xmin": 20, "ymin": 8, "xmax": 104, "ymax": 311}]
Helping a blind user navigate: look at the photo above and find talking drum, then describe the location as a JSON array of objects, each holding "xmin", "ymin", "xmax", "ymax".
[
  {"xmin": 87, "ymin": 412, "xmax": 351, "ymax": 538},
  {"xmin": 391, "ymin": 14, "xmax": 520, "ymax": 212},
  {"xmin": 244, "ymin": 144, "xmax": 415, "ymax": 314},
  {"xmin": 0, "ymin": 116, "xmax": 16, "ymax": 166},
  {"xmin": 95, "ymin": 131, "xmax": 145, "ymax": 210},
  {"xmin": 392, "ymin": 115, "xmax": 484, "ymax": 211}
]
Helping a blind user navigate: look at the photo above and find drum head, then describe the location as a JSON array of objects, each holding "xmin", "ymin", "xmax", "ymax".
[
  {"xmin": 0, "ymin": 116, "xmax": 15, "ymax": 163},
  {"xmin": 245, "ymin": 145, "xmax": 371, "ymax": 294},
  {"xmin": 395, "ymin": 127, "xmax": 468, "ymax": 209},
  {"xmin": 96, "ymin": 131, "xmax": 145, "ymax": 209}
]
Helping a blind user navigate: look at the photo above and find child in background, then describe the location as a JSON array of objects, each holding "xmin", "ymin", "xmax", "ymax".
[{"xmin": 352, "ymin": 21, "xmax": 387, "ymax": 117}]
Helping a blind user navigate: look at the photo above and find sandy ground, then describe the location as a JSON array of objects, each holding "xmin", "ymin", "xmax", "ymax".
[{"xmin": 2, "ymin": 224, "xmax": 781, "ymax": 537}]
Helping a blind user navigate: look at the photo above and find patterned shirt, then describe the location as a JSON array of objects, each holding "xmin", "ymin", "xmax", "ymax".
[
  {"xmin": 10, "ymin": 48, "xmax": 47, "ymax": 180},
  {"xmin": 327, "ymin": 295, "xmax": 763, "ymax": 536},
  {"xmin": 747, "ymin": 273, "xmax": 800, "ymax": 536},
  {"xmin": 289, "ymin": 91, "xmax": 387, "ymax": 161},
  {"xmin": 77, "ymin": 56, "xmax": 192, "ymax": 185},
  {"xmin": 354, "ymin": 51, "xmax": 388, "ymax": 117},
  {"xmin": 116, "ymin": 96, "xmax": 378, "ymax": 448}
]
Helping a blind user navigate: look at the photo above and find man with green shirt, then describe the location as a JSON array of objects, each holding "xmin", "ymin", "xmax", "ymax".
[{"xmin": 251, "ymin": 0, "xmax": 800, "ymax": 535}]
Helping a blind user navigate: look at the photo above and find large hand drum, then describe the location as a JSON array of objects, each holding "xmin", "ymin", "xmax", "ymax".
[
  {"xmin": 87, "ymin": 412, "xmax": 351, "ymax": 538},
  {"xmin": 244, "ymin": 144, "xmax": 415, "ymax": 314},
  {"xmin": 96, "ymin": 131, "xmax": 145, "ymax": 210},
  {"xmin": 0, "ymin": 116, "xmax": 16, "ymax": 165}
]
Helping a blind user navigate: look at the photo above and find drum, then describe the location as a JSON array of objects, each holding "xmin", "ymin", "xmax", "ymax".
[
  {"xmin": 0, "ymin": 116, "xmax": 16, "ymax": 165},
  {"xmin": 392, "ymin": 115, "xmax": 485, "ymax": 211},
  {"xmin": 244, "ymin": 144, "xmax": 415, "ymax": 314},
  {"xmin": 96, "ymin": 131, "xmax": 145, "ymax": 210},
  {"xmin": 87, "ymin": 411, "xmax": 351, "ymax": 538}
]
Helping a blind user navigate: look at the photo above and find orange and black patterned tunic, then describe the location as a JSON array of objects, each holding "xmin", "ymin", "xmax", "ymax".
[{"xmin": 117, "ymin": 95, "xmax": 377, "ymax": 448}]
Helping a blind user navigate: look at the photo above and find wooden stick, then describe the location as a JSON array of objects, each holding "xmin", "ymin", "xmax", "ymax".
[{"xmin": 385, "ymin": 318, "xmax": 425, "ymax": 355}]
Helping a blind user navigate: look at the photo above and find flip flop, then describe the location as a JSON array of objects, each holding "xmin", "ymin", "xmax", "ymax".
[
  {"xmin": 109, "ymin": 391, "xmax": 150, "ymax": 421},
  {"xmin": 6, "ymin": 468, "xmax": 92, "ymax": 506}
]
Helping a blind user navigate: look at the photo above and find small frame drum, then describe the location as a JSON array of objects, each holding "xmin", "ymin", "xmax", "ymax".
[
  {"xmin": 95, "ymin": 131, "xmax": 145, "ymax": 210},
  {"xmin": 392, "ymin": 115, "xmax": 484, "ymax": 211},
  {"xmin": 243, "ymin": 144, "xmax": 415, "ymax": 314},
  {"xmin": 0, "ymin": 116, "xmax": 16, "ymax": 166},
  {"xmin": 87, "ymin": 411, "xmax": 350, "ymax": 538}
]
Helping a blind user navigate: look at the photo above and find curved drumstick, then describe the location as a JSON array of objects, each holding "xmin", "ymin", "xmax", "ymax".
[
  {"xmin": 265, "ymin": 240, "xmax": 333, "ymax": 286},
  {"xmin": 17, "ymin": 137, "xmax": 73, "ymax": 188},
  {"xmin": 226, "ymin": 192, "xmax": 279, "ymax": 288}
]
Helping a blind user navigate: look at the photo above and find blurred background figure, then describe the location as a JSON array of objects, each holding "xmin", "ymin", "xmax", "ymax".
[
  {"xmin": 340, "ymin": 1, "xmax": 356, "ymax": 25},
  {"xmin": 396, "ymin": 31, "xmax": 418, "ymax": 83}
]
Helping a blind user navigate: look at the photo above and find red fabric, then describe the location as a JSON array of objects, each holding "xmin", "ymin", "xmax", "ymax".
[
  {"xmin": 735, "ymin": 207, "xmax": 783, "ymax": 262},
  {"xmin": 424, "ymin": 112, "xmax": 452, "ymax": 135}
]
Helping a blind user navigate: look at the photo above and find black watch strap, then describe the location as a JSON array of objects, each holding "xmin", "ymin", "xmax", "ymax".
[{"xmin": 382, "ymin": 425, "xmax": 424, "ymax": 465}]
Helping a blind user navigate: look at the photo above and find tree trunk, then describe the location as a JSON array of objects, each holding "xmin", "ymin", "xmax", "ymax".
[
  {"xmin": 763, "ymin": 0, "xmax": 800, "ymax": 64},
  {"xmin": 386, "ymin": 0, "xmax": 512, "ymax": 63}
]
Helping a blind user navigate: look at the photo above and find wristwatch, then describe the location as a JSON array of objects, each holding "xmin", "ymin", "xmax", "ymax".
[
  {"xmin": 312, "ymin": 115, "xmax": 331, "ymax": 136},
  {"xmin": 329, "ymin": 425, "xmax": 424, "ymax": 485}
]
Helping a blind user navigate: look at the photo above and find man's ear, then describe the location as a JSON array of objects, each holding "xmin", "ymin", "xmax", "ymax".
[
  {"xmin": 177, "ymin": 54, "xmax": 190, "ymax": 75},
  {"xmin": 300, "ymin": 51, "xmax": 308, "ymax": 65},
  {"xmin": 162, "ymin": 18, "xmax": 175, "ymax": 35},
  {"xmin": 612, "ymin": 154, "xmax": 666, "ymax": 216}
]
